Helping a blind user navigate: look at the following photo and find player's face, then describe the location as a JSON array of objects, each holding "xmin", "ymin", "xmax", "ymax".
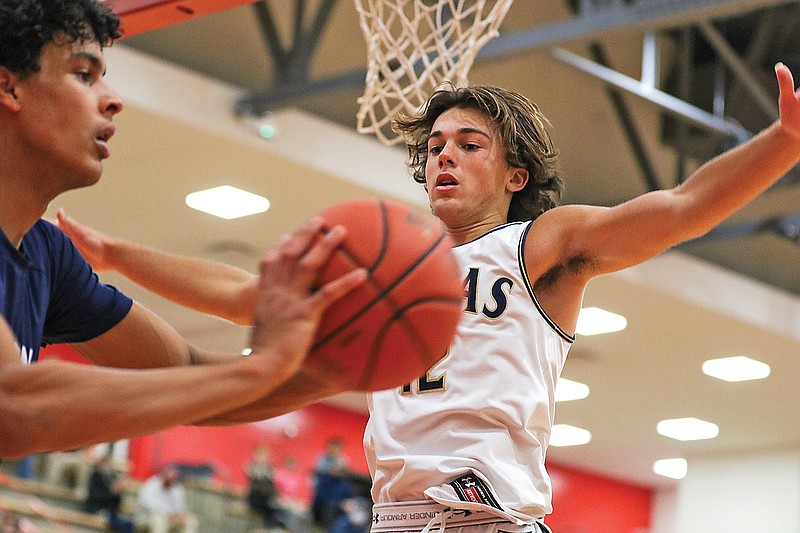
[
  {"xmin": 424, "ymin": 107, "xmax": 521, "ymax": 229},
  {"xmin": 13, "ymin": 35, "xmax": 123, "ymax": 194}
]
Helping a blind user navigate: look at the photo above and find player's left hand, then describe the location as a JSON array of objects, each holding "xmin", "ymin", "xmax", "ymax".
[{"xmin": 776, "ymin": 62, "xmax": 800, "ymax": 140}]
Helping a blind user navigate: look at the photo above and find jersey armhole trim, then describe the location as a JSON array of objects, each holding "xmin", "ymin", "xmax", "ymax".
[{"xmin": 518, "ymin": 222, "xmax": 575, "ymax": 344}]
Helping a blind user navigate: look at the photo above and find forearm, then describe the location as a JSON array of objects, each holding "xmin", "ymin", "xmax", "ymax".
[
  {"xmin": 105, "ymin": 238, "xmax": 256, "ymax": 325},
  {"xmin": 195, "ymin": 368, "xmax": 344, "ymax": 425},
  {"xmin": 676, "ymin": 120, "xmax": 800, "ymax": 236},
  {"xmin": 0, "ymin": 355, "xmax": 290, "ymax": 457}
]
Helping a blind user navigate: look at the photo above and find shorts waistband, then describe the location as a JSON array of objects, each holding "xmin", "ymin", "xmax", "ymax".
[{"xmin": 371, "ymin": 501, "xmax": 511, "ymax": 532}]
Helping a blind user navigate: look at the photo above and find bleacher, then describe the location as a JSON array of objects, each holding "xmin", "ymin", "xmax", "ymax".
[
  {"xmin": 0, "ymin": 457, "xmax": 315, "ymax": 533},
  {"xmin": 0, "ymin": 472, "xmax": 106, "ymax": 532}
]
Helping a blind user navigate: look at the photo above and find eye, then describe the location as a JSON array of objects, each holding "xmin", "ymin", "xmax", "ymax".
[
  {"xmin": 428, "ymin": 145, "xmax": 443, "ymax": 155},
  {"xmin": 463, "ymin": 142, "xmax": 481, "ymax": 151}
]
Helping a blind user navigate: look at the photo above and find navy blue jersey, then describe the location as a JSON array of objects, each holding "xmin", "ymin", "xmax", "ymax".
[{"xmin": 0, "ymin": 219, "xmax": 133, "ymax": 364}]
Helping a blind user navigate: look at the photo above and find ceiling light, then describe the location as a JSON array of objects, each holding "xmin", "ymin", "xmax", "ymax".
[
  {"xmin": 657, "ymin": 417, "xmax": 719, "ymax": 441},
  {"xmin": 576, "ymin": 307, "xmax": 627, "ymax": 336},
  {"xmin": 258, "ymin": 123, "xmax": 276, "ymax": 139},
  {"xmin": 550, "ymin": 424, "xmax": 592, "ymax": 447},
  {"xmin": 555, "ymin": 378, "xmax": 590, "ymax": 402},
  {"xmin": 702, "ymin": 356, "xmax": 771, "ymax": 382},
  {"xmin": 653, "ymin": 458, "xmax": 688, "ymax": 480},
  {"xmin": 185, "ymin": 185, "xmax": 270, "ymax": 220}
]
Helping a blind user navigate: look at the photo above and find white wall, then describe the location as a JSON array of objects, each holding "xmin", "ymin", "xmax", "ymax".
[{"xmin": 662, "ymin": 451, "xmax": 800, "ymax": 533}]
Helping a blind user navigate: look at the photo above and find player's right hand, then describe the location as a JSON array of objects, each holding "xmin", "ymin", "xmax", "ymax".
[
  {"xmin": 55, "ymin": 209, "xmax": 115, "ymax": 271},
  {"xmin": 247, "ymin": 217, "xmax": 366, "ymax": 378}
]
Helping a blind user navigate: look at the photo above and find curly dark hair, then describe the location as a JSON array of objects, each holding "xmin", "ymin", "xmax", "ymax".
[
  {"xmin": 393, "ymin": 84, "xmax": 565, "ymax": 223},
  {"xmin": 0, "ymin": 0, "xmax": 121, "ymax": 78}
]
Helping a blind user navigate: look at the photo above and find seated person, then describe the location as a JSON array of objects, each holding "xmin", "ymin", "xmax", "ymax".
[
  {"xmin": 84, "ymin": 454, "xmax": 134, "ymax": 533},
  {"xmin": 136, "ymin": 466, "xmax": 197, "ymax": 533}
]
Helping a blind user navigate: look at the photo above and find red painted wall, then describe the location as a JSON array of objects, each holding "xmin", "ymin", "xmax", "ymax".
[
  {"xmin": 43, "ymin": 345, "xmax": 651, "ymax": 530},
  {"xmin": 127, "ymin": 404, "xmax": 369, "ymax": 503},
  {"xmin": 547, "ymin": 463, "xmax": 652, "ymax": 533}
]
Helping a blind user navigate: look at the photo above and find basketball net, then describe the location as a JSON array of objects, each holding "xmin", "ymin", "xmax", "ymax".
[{"xmin": 354, "ymin": 0, "xmax": 514, "ymax": 146}]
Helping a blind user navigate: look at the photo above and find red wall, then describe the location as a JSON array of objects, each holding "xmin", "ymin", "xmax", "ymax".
[
  {"xmin": 42, "ymin": 345, "xmax": 651, "ymax": 530},
  {"xmin": 547, "ymin": 463, "xmax": 652, "ymax": 533},
  {"xmin": 127, "ymin": 404, "xmax": 369, "ymax": 503}
]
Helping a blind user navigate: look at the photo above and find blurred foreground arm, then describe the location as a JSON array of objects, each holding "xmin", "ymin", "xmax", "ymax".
[{"xmin": 56, "ymin": 209, "xmax": 257, "ymax": 325}]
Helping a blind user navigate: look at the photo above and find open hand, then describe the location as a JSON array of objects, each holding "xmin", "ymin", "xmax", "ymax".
[
  {"xmin": 248, "ymin": 216, "xmax": 366, "ymax": 378},
  {"xmin": 55, "ymin": 209, "xmax": 115, "ymax": 271}
]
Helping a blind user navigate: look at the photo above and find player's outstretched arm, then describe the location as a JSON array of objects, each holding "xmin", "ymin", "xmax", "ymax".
[
  {"xmin": 0, "ymin": 220, "xmax": 365, "ymax": 456},
  {"xmin": 538, "ymin": 62, "xmax": 800, "ymax": 279},
  {"xmin": 56, "ymin": 209, "xmax": 257, "ymax": 325}
]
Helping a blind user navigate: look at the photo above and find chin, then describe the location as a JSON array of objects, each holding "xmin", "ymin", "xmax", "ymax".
[{"xmin": 68, "ymin": 164, "xmax": 103, "ymax": 191}]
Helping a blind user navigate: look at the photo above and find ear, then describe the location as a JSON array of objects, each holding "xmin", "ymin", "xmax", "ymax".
[
  {"xmin": 0, "ymin": 67, "xmax": 21, "ymax": 112},
  {"xmin": 507, "ymin": 168, "xmax": 529, "ymax": 193}
]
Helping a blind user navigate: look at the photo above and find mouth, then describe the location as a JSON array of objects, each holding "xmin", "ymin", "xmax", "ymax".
[
  {"xmin": 434, "ymin": 173, "xmax": 459, "ymax": 189},
  {"xmin": 94, "ymin": 123, "xmax": 116, "ymax": 159}
]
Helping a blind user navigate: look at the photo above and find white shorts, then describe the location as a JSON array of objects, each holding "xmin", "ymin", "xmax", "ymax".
[{"xmin": 370, "ymin": 501, "xmax": 551, "ymax": 533}]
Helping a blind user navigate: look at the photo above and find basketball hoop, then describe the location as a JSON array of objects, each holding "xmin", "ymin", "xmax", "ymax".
[{"xmin": 354, "ymin": 0, "xmax": 514, "ymax": 146}]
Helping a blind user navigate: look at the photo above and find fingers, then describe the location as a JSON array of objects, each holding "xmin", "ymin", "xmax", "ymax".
[
  {"xmin": 55, "ymin": 208, "xmax": 86, "ymax": 241},
  {"xmin": 775, "ymin": 62, "xmax": 796, "ymax": 98},
  {"xmin": 260, "ymin": 217, "xmax": 350, "ymax": 291},
  {"xmin": 54, "ymin": 208, "xmax": 69, "ymax": 229},
  {"xmin": 309, "ymin": 267, "xmax": 367, "ymax": 310},
  {"xmin": 291, "ymin": 226, "xmax": 348, "ymax": 290},
  {"xmin": 256, "ymin": 216, "xmax": 366, "ymax": 315}
]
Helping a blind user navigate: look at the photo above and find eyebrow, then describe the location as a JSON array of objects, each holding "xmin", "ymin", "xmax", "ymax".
[
  {"xmin": 428, "ymin": 127, "xmax": 491, "ymax": 142},
  {"xmin": 72, "ymin": 51, "xmax": 106, "ymax": 75}
]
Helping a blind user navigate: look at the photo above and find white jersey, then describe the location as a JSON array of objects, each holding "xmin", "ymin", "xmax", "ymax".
[{"xmin": 364, "ymin": 221, "xmax": 574, "ymax": 523}]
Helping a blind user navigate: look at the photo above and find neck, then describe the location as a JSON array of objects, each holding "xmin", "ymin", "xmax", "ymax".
[
  {"xmin": 439, "ymin": 212, "xmax": 508, "ymax": 246},
  {"xmin": 0, "ymin": 156, "xmax": 56, "ymax": 248}
]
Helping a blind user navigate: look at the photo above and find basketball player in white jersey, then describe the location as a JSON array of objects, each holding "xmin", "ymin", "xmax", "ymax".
[{"xmin": 58, "ymin": 63, "xmax": 800, "ymax": 532}]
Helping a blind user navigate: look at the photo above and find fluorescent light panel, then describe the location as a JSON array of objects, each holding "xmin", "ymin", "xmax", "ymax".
[
  {"xmin": 550, "ymin": 424, "xmax": 592, "ymax": 447},
  {"xmin": 186, "ymin": 185, "xmax": 270, "ymax": 220},
  {"xmin": 576, "ymin": 307, "xmax": 627, "ymax": 336},
  {"xmin": 653, "ymin": 458, "xmax": 688, "ymax": 480},
  {"xmin": 702, "ymin": 355, "xmax": 770, "ymax": 382},
  {"xmin": 555, "ymin": 378, "xmax": 590, "ymax": 402},
  {"xmin": 657, "ymin": 417, "xmax": 719, "ymax": 441}
]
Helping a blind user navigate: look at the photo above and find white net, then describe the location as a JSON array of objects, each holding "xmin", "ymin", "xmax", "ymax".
[{"xmin": 354, "ymin": 0, "xmax": 514, "ymax": 146}]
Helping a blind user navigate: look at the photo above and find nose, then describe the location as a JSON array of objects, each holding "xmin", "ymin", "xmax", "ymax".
[
  {"xmin": 437, "ymin": 141, "xmax": 456, "ymax": 168},
  {"xmin": 99, "ymin": 82, "xmax": 124, "ymax": 118}
]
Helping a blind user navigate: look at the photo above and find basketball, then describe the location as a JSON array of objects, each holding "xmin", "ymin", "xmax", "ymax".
[{"xmin": 304, "ymin": 198, "xmax": 464, "ymax": 392}]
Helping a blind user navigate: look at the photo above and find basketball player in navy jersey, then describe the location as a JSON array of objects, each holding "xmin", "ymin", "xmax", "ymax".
[
  {"xmin": 0, "ymin": 0, "xmax": 365, "ymax": 459},
  {"xmin": 59, "ymin": 59, "xmax": 800, "ymax": 531}
]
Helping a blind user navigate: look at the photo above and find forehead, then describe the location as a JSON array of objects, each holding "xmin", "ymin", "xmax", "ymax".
[
  {"xmin": 40, "ymin": 37, "xmax": 105, "ymax": 69},
  {"xmin": 432, "ymin": 107, "xmax": 494, "ymax": 132}
]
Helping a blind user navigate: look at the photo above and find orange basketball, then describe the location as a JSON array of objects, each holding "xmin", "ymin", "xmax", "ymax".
[{"xmin": 305, "ymin": 199, "xmax": 463, "ymax": 392}]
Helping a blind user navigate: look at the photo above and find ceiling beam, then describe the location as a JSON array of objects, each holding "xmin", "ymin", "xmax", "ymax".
[
  {"xmin": 237, "ymin": 0, "xmax": 798, "ymax": 115},
  {"xmin": 479, "ymin": 0, "xmax": 799, "ymax": 60},
  {"xmin": 552, "ymin": 47, "xmax": 752, "ymax": 141}
]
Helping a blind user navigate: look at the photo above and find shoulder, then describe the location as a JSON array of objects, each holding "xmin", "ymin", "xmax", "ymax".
[
  {"xmin": 25, "ymin": 219, "xmax": 79, "ymax": 259},
  {"xmin": 25, "ymin": 219, "xmax": 67, "ymax": 247},
  {"xmin": 523, "ymin": 204, "xmax": 605, "ymax": 284}
]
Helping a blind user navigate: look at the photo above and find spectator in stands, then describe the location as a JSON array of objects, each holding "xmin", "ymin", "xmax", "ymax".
[
  {"xmin": 245, "ymin": 443, "xmax": 285, "ymax": 529},
  {"xmin": 84, "ymin": 453, "xmax": 134, "ymax": 533},
  {"xmin": 274, "ymin": 455, "xmax": 307, "ymax": 508},
  {"xmin": 13, "ymin": 456, "xmax": 36, "ymax": 480},
  {"xmin": 329, "ymin": 497, "xmax": 371, "ymax": 533},
  {"xmin": 136, "ymin": 466, "xmax": 197, "ymax": 533},
  {"xmin": 311, "ymin": 438, "xmax": 354, "ymax": 530}
]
